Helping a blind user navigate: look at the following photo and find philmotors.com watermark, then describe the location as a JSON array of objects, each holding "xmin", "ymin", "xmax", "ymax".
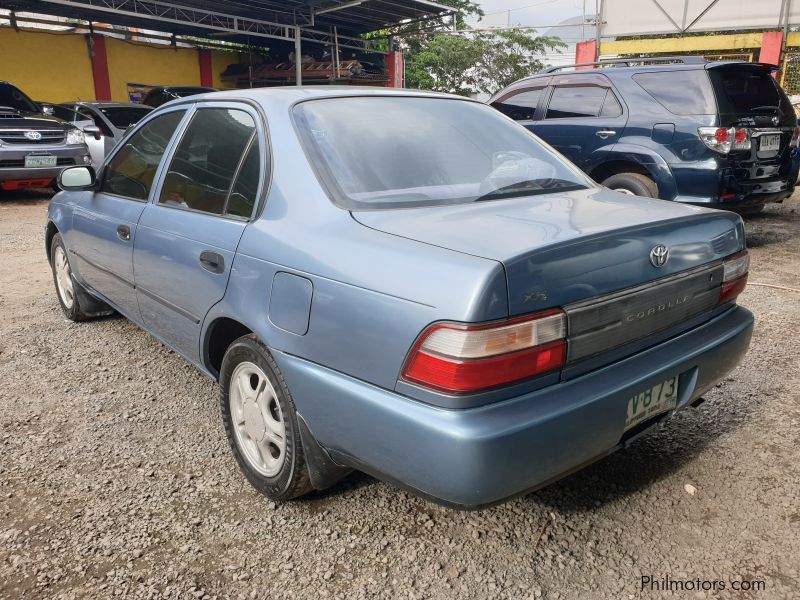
[{"xmin": 641, "ymin": 575, "xmax": 767, "ymax": 593}]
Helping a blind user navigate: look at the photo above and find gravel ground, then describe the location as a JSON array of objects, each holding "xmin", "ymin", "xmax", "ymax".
[{"xmin": 1, "ymin": 189, "xmax": 799, "ymax": 600}]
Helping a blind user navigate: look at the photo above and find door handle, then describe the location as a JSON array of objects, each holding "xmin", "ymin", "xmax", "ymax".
[
  {"xmin": 116, "ymin": 224, "xmax": 131, "ymax": 241},
  {"xmin": 595, "ymin": 129, "xmax": 617, "ymax": 139},
  {"xmin": 199, "ymin": 250, "xmax": 225, "ymax": 274}
]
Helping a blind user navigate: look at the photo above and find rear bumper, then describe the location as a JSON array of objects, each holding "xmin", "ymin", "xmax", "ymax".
[{"xmin": 274, "ymin": 305, "xmax": 754, "ymax": 508}]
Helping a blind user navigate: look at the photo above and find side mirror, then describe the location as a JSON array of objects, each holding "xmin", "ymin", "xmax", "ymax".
[
  {"xmin": 84, "ymin": 125, "xmax": 102, "ymax": 141},
  {"xmin": 58, "ymin": 166, "xmax": 97, "ymax": 191},
  {"xmin": 40, "ymin": 104, "xmax": 54, "ymax": 116}
]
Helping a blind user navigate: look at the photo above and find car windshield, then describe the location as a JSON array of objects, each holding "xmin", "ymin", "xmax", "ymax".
[
  {"xmin": 0, "ymin": 83, "xmax": 39, "ymax": 113},
  {"xmin": 98, "ymin": 106, "xmax": 153, "ymax": 128},
  {"xmin": 709, "ymin": 66, "xmax": 793, "ymax": 116},
  {"xmin": 293, "ymin": 96, "xmax": 591, "ymax": 210}
]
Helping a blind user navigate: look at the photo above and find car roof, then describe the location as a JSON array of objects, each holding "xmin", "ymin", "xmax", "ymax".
[
  {"xmin": 165, "ymin": 85, "xmax": 469, "ymax": 111},
  {"xmin": 68, "ymin": 101, "xmax": 151, "ymax": 108},
  {"xmin": 515, "ymin": 60, "xmax": 771, "ymax": 84}
]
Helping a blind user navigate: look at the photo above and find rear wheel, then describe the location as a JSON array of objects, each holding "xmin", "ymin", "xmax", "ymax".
[
  {"xmin": 50, "ymin": 233, "xmax": 105, "ymax": 321},
  {"xmin": 219, "ymin": 335, "xmax": 312, "ymax": 500},
  {"xmin": 601, "ymin": 172, "xmax": 658, "ymax": 198}
]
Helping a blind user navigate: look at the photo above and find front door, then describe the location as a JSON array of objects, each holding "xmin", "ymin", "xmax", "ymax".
[
  {"xmin": 133, "ymin": 104, "xmax": 263, "ymax": 361},
  {"xmin": 533, "ymin": 74, "xmax": 627, "ymax": 168},
  {"xmin": 69, "ymin": 108, "xmax": 187, "ymax": 318}
]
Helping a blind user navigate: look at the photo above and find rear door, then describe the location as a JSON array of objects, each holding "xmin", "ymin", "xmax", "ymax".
[
  {"xmin": 133, "ymin": 102, "xmax": 264, "ymax": 361},
  {"xmin": 69, "ymin": 107, "xmax": 187, "ymax": 318},
  {"xmin": 533, "ymin": 74, "xmax": 627, "ymax": 167}
]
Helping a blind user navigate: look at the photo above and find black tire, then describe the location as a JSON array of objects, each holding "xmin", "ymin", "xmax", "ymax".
[
  {"xmin": 219, "ymin": 334, "xmax": 312, "ymax": 501},
  {"xmin": 49, "ymin": 233, "xmax": 103, "ymax": 321},
  {"xmin": 601, "ymin": 172, "xmax": 659, "ymax": 198}
]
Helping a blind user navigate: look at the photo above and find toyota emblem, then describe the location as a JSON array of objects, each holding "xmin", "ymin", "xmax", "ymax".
[
  {"xmin": 24, "ymin": 130, "xmax": 42, "ymax": 141},
  {"xmin": 649, "ymin": 244, "xmax": 669, "ymax": 268},
  {"xmin": 771, "ymin": 116, "xmax": 780, "ymax": 126}
]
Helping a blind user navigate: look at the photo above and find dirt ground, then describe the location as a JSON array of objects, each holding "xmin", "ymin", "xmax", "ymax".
[{"xmin": 1, "ymin": 189, "xmax": 799, "ymax": 600}]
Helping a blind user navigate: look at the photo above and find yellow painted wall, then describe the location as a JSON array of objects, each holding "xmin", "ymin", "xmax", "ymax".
[
  {"xmin": 105, "ymin": 37, "xmax": 201, "ymax": 102},
  {"xmin": 600, "ymin": 32, "xmax": 763, "ymax": 56},
  {"xmin": 0, "ymin": 27, "xmax": 95, "ymax": 102},
  {"xmin": 211, "ymin": 50, "xmax": 238, "ymax": 89}
]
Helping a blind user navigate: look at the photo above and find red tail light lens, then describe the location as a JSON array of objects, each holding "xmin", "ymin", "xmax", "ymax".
[
  {"xmin": 699, "ymin": 127, "xmax": 750, "ymax": 153},
  {"xmin": 719, "ymin": 251, "xmax": 749, "ymax": 305},
  {"xmin": 401, "ymin": 310, "xmax": 567, "ymax": 394},
  {"xmin": 714, "ymin": 128, "xmax": 729, "ymax": 143}
]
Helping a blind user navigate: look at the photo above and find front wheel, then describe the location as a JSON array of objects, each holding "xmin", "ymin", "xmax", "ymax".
[
  {"xmin": 219, "ymin": 335, "xmax": 312, "ymax": 500},
  {"xmin": 601, "ymin": 172, "xmax": 658, "ymax": 198}
]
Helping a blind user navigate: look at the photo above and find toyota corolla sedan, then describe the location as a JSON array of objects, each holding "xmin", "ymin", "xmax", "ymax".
[{"xmin": 46, "ymin": 87, "xmax": 753, "ymax": 509}]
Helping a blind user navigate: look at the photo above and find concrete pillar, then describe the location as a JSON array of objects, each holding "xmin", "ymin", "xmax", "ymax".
[
  {"xmin": 759, "ymin": 30, "xmax": 783, "ymax": 79},
  {"xmin": 89, "ymin": 34, "xmax": 111, "ymax": 101},
  {"xmin": 198, "ymin": 49, "xmax": 213, "ymax": 87},
  {"xmin": 386, "ymin": 51, "xmax": 403, "ymax": 88},
  {"xmin": 575, "ymin": 40, "xmax": 598, "ymax": 69}
]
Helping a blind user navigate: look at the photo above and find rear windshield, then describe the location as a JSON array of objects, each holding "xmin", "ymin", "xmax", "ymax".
[
  {"xmin": 293, "ymin": 97, "xmax": 591, "ymax": 210},
  {"xmin": 99, "ymin": 106, "xmax": 153, "ymax": 128},
  {"xmin": 708, "ymin": 66, "xmax": 793, "ymax": 116},
  {"xmin": 633, "ymin": 70, "xmax": 716, "ymax": 115}
]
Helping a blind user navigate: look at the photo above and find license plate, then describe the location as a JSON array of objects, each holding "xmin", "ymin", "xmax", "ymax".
[
  {"xmin": 24, "ymin": 155, "xmax": 57, "ymax": 168},
  {"xmin": 624, "ymin": 376, "xmax": 678, "ymax": 432},
  {"xmin": 759, "ymin": 134, "xmax": 780, "ymax": 152}
]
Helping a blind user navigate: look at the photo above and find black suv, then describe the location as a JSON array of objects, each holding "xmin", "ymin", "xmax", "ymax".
[
  {"xmin": 489, "ymin": 57, "xmax": 800, "ymax": 213},
  {"xmin": 0, "ymin": 82, "xmax": 93, "ymax": 191}
]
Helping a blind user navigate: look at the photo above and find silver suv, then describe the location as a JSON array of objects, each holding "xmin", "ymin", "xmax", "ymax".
[{"xmin": 0, "ymin": 82, "xmax": 93, "ymax": 191}]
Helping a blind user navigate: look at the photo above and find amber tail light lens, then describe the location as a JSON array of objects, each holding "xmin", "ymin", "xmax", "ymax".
[
  {"xmin": 401, "ymin": 310, "xmax": 567, "ymax": 394},
  {"xmin": 719, "ymin": 251, "xmax": 749, "ymax": 305}
]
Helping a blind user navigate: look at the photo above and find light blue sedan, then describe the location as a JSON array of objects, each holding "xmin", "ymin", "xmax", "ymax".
[{"xmin": 46, "ymin": 87, "xmax": 753, "ymax": 508}]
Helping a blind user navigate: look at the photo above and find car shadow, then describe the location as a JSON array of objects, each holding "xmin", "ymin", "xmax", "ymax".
[
  {"xmin": 743, "ymin": 205, "xmax": 799, "ymax": 248},
  {"xmin": 0, "ymin": 188, "xmax": 55, "ymax": 203}
]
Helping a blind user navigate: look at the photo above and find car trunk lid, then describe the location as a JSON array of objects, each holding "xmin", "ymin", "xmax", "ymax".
[{"xmin": 353, "ymin": 187, "xmax": 744, "ymax": 364}]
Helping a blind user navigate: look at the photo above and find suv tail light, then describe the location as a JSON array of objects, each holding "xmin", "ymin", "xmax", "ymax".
[
  {"xmin": 719, "ymin": 251, "xmax": 749, "ymax": 304},
  {"xmin": 791, "ymin": 126, "xmax": 800, "ymax": 148},
  {"xmin": 698, "ymin": 127, "xmax": 751, "ymax": 154},
  {"xmin": 401, "ymin": 310, "xmax": 566, "ymax": 394}
]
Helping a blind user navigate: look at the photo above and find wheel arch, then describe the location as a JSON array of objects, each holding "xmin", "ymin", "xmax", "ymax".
[
  {"xmin": 586, "ymin": 146, "xmax": 677, "ymax": 200},
  {"xmin": 203, "ymin": 316, "xmax": 255, "ymax": 380},
  {"xmin": 45, "ymin": 220, "xmax": 60, "ymax": 263}
]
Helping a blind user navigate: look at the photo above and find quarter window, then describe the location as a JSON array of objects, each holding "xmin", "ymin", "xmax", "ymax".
[
  {"xmin": 101, "ymin": 110, "xmax": 185, "ymax": 200},
  {"xmin": 545, "ymin": 86, "xmax": 608, "ymax": 119},
  {"xmin": 225, "ymin": 139, "xmax": 261, "ymax": 218},
  {"xmin": 159, "ymin": 108, "xmax": 256, "ymax": 216},
  {"xmin": 633, "ymin": 71, "xmax": 716, "ymax": 115},
  {"xmin": 492, "ymin": 88, "xmax": 544, "ymax": 121}
]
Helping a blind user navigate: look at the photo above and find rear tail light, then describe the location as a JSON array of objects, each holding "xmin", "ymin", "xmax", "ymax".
[
  {"xmin": 401, "ymin": 310, "xmax": 567, "ymax": 394},
  {"xmin": 719, "ymin": 251, "xmax": 749, "ymax": 304},
  {"xmin": 698, "ymin": 127, "xmax": 750, "ymax": 153}
]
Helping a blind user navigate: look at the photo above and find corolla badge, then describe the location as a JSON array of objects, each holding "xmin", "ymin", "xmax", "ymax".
[
  {"xmin": 649, "ymin": 244, "xmax": 669, "ymax": 268},
  {"xmin": 24, "ymin": 130, "xmax": 42, "ymax": 141}
]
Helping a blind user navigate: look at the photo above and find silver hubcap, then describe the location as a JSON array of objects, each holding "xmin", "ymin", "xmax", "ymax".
[
  {"xmin": 612, "ymin": 187, "xmax": 635, "ymax": 195},
  {"xmin": 53, "ymin": 245, "xmax": 75, "ymax": 309},
  {"xmin": 229, "ymin": 362, "xmax": 286, "ymax": 477}
]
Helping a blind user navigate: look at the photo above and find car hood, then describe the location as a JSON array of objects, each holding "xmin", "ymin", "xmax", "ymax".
[
  {"xmin": 352, "ymin": 187, "xmax": 744, "ymax": 314},
  {"xmin": 0, "ymin": 110, "xmax": 68, "ymax": 129}
]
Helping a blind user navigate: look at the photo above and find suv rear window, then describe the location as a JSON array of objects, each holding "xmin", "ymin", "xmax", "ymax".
[
  {"xmin": 708, "ymin": 66, "xmax": 793, "ymax": 116},
  {"xmin": 633, "ymin": 70, "xmax": 716, "ymax": 115}
]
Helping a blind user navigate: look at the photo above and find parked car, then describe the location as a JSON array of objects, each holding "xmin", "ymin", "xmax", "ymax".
[
  {"xmin": 46, "ymin": 88, "xmax": 753, "ymax": 508},
  {"xmin": 39, "ymin": 103, "xmax": 107, "ymax": 169},
  {"xmin": 141, "ymin": 86, "xmax": 218, "ymax": 108},
  {"xmin": 489, "ymin": 57, "xmax": 800, "ymax": 215},
  {"xmin": 59, "ymin": 101, "xmax": 153, "ymax": 158},
  {"xmin": 0, "ymin": 82, "xmax": 94, "ymax": 191}
]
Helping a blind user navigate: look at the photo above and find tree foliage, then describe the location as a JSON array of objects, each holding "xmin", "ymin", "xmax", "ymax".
[{"xmin": 396, "ymin": 0, "xmax": 566, "ymax": 96}]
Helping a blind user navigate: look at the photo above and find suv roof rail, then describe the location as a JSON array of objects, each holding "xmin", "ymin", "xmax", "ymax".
[{"xmin": 539, "ymin": 55, "xmax": 707, "ymax": 74}]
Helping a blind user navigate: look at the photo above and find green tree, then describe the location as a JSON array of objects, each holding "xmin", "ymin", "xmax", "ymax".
[{"xmin": 405, "ymin": 30, "xmax": 565, "ymax": 96}]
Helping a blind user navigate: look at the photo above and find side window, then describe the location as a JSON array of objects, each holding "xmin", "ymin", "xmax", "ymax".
[
  {"xmin": 226, "ymin": 138, "xmax": 261, "ymax": 218},
  {"xmin": 101, "ymin": 110, "xmax": 185, "ymax": 200},
  {"xmin": 634, "ymin": 71, "xmax": 716, "ymax": 115},
  {"xmin": 492, "ymin": 88, "xmax": 543, "ymax": 121},
  {"xmin": 545, "ymin": 86, "xmax": 608, "ymax": 119},
  {"xmin": 159, "ymin": 108, "xmax": 256, "ymax": 215},
  {"xmin": 600, "ymin": 91, "xmax": 623, "ymax": 117}
]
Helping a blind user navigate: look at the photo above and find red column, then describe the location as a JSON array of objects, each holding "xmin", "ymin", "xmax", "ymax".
[
  {"xmin": 89, "ymin": 34, "xmax": 112, "ymax": 101},
  {"xmin": 575, "ymin": 40, "xmax": 598, "ymax": 69},
  {"xmin": 198, "ymin": 49, "xmax": 214, "ymax": 87},
  {"xmin": 386, "ymin": 51, "xmax": 403, "ymax": 88},
  {"xmin": 759, "ymin": 31, "xmax": 783, "ymax": 78}
]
